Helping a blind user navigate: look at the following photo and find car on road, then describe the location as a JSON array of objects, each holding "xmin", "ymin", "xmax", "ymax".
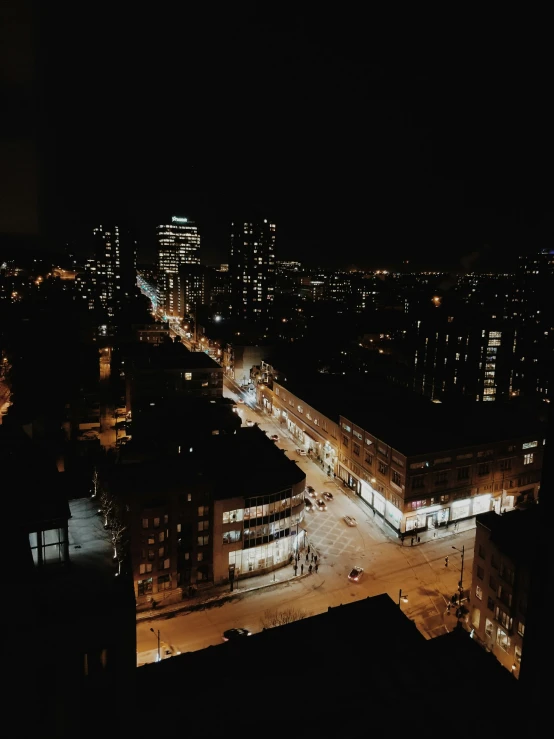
[
  {"xmin": 296, "ymin": 448, "xmax": 307, "ymax": 456},
  {"xmin": 307, "ymin": 488, "xmax": 318, "ymax": 498},
  {"xmin": 305, "ymin": 499, "xmax": 314, "ymax": 512},
  {"xmin": 306, "ymin": 485, "xmax": 315, "ymax": 494},
  {"xmin": 343, "ymin": 515, "xmax": 357, "ymax": 527},
  {"xmin": 223, "ymin": 628, "xmax": 251, "ymax": 641},
  {"xmin": 269, "ymin": 434, "xmax": 279, "ymax": 441},
  {"xmin": 348, "ymin": 566, "xmax": 364, "ymax": 582},
  {"xmin": 323, "ymin": 492, "xmax": 334, "ymax": 501},
  {"xmin": 316, "ymin": 499, "xmax": 327, "ymax": 511}
]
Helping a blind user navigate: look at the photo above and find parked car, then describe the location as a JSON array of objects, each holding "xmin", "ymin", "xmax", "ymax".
[
  {"xmin": 269, "ymin": 434, "xmax": 279, "ymax": 441},
  {"xmin": 348, "ymin": 566, "xmax": 364, "ymax": 582},
  {"xmin": 307, "ymin": 488, "xmax": 318, "ymax": 498},
  {"xmin": 296, "ymin": 448, "xmax": 307, "ymax": 456},
  {"xmin": 323, "ymin": 492, "xmax": 334, "ymax": 501},
  {"xmin": 316, "ymin": 499, "xmax": 327, "ymax": 511},
  {"xmin": 305, "ymin": 499, "xmax": 314, "ymax": 511},
  {"xmin": 223, "ymin": 628, "xmax": 251, "ymax": 641},
  {"xmin": 306, "ymin": 485, "xmax": 315, "ymax": 494},
  {"xmin": 343, "ymin": 515, "xmax": 357, "ymax": 527}
]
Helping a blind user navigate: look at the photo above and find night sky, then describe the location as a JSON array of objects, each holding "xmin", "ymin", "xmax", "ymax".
[{"xmin": 1, "ymin": 4, "xmax": 551, "ymax": 269}]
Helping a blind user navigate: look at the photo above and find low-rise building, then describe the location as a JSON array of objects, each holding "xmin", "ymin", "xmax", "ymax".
[
  {"xmin": 258, "ymin": 379, "xmax": 340, "ymax": 476},
  {"xmin": 132, "ymin": 322, "xmax": 169, "ymax": 344},
  {"xmin": 258, "ymin": 374, "xmax": 545, "ymax": 535},
  {"xmin": 337, "ymin": 398, "xmax": 544, "ymax": 534},
  {"xmin": 124, "ymin": 341, "xmax": 223, "ymax": 414}
]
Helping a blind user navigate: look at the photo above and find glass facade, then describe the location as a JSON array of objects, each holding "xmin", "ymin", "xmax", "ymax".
[{"xmin": 221, "ymin": 487, "xmax": 305, "ymax": 577}]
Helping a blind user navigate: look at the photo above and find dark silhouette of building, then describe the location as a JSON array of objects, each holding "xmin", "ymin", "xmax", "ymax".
[
  {"xmin": 133, "ymin": 593, "xmax": 527, "ymax": 737},
  {"xmin": 7, "ymin": 428, "xmax": 136, "ymax": 738}
]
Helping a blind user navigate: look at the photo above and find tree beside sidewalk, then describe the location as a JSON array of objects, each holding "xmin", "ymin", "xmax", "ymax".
[{"xmin": 260, "ymin": 607, "xmax": 311, "ymax": 629}]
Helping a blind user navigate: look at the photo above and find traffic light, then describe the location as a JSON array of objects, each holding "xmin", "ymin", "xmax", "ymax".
[{"xmin": 444, "ymin": 556, "xmax": 449, "ymax": 567}]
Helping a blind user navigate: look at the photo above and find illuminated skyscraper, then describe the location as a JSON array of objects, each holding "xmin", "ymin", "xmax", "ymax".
[
  {"xmin": 229, "ymin": 218, "xmax": 275, "ymax": 323},
  {"xmin": 157, "ymin": 216, "xmax": 201, "ymax": 314}
]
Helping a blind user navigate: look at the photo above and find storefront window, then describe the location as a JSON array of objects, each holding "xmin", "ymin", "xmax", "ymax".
[{"xmin": 451, "ymin": 502, "xmax": 470, "ymax": 520}]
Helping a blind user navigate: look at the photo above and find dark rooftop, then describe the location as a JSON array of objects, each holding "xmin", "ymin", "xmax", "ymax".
[
  {"xmin": 277, "ymin": 375, "xmax": 546, "ymax": 456},
  {"xmin": 134, "ymin": 593, "xmax": 526, "ymax": 736},
  {"xmin": 124, "ymin": 340, "xmax": 221, "ymax": 371},
  {"xmin": 109, "ymin": 426, "xmax": 305, "ymax": 500},
  {"xmin": 476, "ymin": 507, "xmax": 540, "ymax": 565}
]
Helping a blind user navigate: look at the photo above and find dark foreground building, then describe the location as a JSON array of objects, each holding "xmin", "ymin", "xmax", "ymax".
[
  {"xmin": 133, "ymin": 593, "xmax": 530, "ymax": 736},
  {"xmin": 7, "ymin": 430, "xmax": 136, "ymax": 738}
]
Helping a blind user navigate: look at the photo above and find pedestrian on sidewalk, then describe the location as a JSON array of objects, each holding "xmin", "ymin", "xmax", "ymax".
[
  {"xmin": 411, "ymin": 537, "xmax": 414, "ymax": 546},
  {"xmin": 373, "ymin": 508, "xmax": 376, "ymax": 516},
  {"xmin": 294, "ymin": 564, "xmax": 298, "ymax": 576},
  {"xmin": 401, "ymin": 534, "xmax": 405, "ymax": 545},
  {"xmin": 301, "ymin": 564, "xmax": 304, "ymax": 575},
  {"xmin": 305, "ymin": 552, "xmax": 309, "ymax": 562},
  {"xmin": 308, "ymin": 564, "xmax": 313, "ymax": 574},
  {"xmin": 315, "ymin": 563, "xmax": 319, "ymax": 573},
  {"xmin": 308, "ymin": 545, "xmax": 311, "ymax": 554},
  {"xmin": 314, "ymin": 555, "xmax": 318, "ymax": 564}
]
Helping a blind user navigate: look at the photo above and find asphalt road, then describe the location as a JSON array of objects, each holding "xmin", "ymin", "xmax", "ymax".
[{"xmin": 136, "ymin": 383, "xmax": 475, "ymax": 663}]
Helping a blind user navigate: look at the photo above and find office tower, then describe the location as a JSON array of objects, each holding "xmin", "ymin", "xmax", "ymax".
[
  {"xmin": 157, "ymin": 216, "xmax": 201, "ymax": 314},
  {"xmin": 229, "ymin": 218, "xmax": 275, "ymax": 323}
]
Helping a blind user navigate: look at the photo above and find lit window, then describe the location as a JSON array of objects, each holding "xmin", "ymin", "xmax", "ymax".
[
  {"xmin": 475, "ymin": 585, "xmax": 483, "ymax": 601},
  {"xmin": 523, "ymin": 453, "xmax": 533, "ymax": 465}
]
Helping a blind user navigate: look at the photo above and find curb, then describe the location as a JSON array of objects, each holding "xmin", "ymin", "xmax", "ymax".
[{"xmin": 136, "ymin": 571, "xmax": 313, "ymax": 623}]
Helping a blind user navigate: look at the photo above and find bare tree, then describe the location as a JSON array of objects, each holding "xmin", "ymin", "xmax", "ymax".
[
  {"xmin": 99, "ymin": 487, "xmax": 116, "ymax": 529},
  {"xmin": 260, "ymin": 607, "xmax": 312, "ymax": 630},
  {"xmin": 91, "ymin": 466, "xmax": 99, "ymax": 498},
  {"xmin": 111, "ymin": 520, "xmax": 127, "ymax": 575}
]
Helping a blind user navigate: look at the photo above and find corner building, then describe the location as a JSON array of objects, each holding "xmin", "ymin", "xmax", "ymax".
[{"xmin": 108, "ymin": 428, "xmax": 306, "ymax": 605}]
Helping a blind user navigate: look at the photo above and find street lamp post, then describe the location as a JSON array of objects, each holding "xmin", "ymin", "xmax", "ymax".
[
  {"xmin": 452, "ymin": 545, "xmax": 465, "ymax": 628},
  {"xmin": 150, "ymin": 627, "xmax": 161, "ymax": 662}
]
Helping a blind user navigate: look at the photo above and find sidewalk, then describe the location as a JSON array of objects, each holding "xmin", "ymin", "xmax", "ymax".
[
  {"xmin": 136, "ymin": 563, "xmax": 317, "ymax": 623},
  {"xmin": 336, "ymin": 477, "xmax": 476, "ymax": 545}
]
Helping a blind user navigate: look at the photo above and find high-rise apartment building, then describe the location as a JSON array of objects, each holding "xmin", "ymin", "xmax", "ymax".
[
  {"xmin": 93, "ymin": 225, "xmax": 121, "ymax": 320},
  {"xmin": 510, "ymin": 250, "xmax": 553, "ymax": 400},
  {"xmin": 157, "ymin": 216, "xmax": 200, "ymax": 314},
  {"xmin": 229, "ymin": 218, "xmax": 275, "ymax": 323},
  {"xmin": 412, "ymin": 310, "xmax": 516, "ymax": 402},
  {"xmin": 164, "ymin": 264, "xmax": 209, "ymax": 319},
  {"xmin": 86, "ymin": 225, "xmax": 137, "ymax": 327}
]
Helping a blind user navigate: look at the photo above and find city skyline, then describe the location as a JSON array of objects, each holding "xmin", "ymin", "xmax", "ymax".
[{"xmin": 1, "ymin": 6, "xmax": 551, "ymax": 270}]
